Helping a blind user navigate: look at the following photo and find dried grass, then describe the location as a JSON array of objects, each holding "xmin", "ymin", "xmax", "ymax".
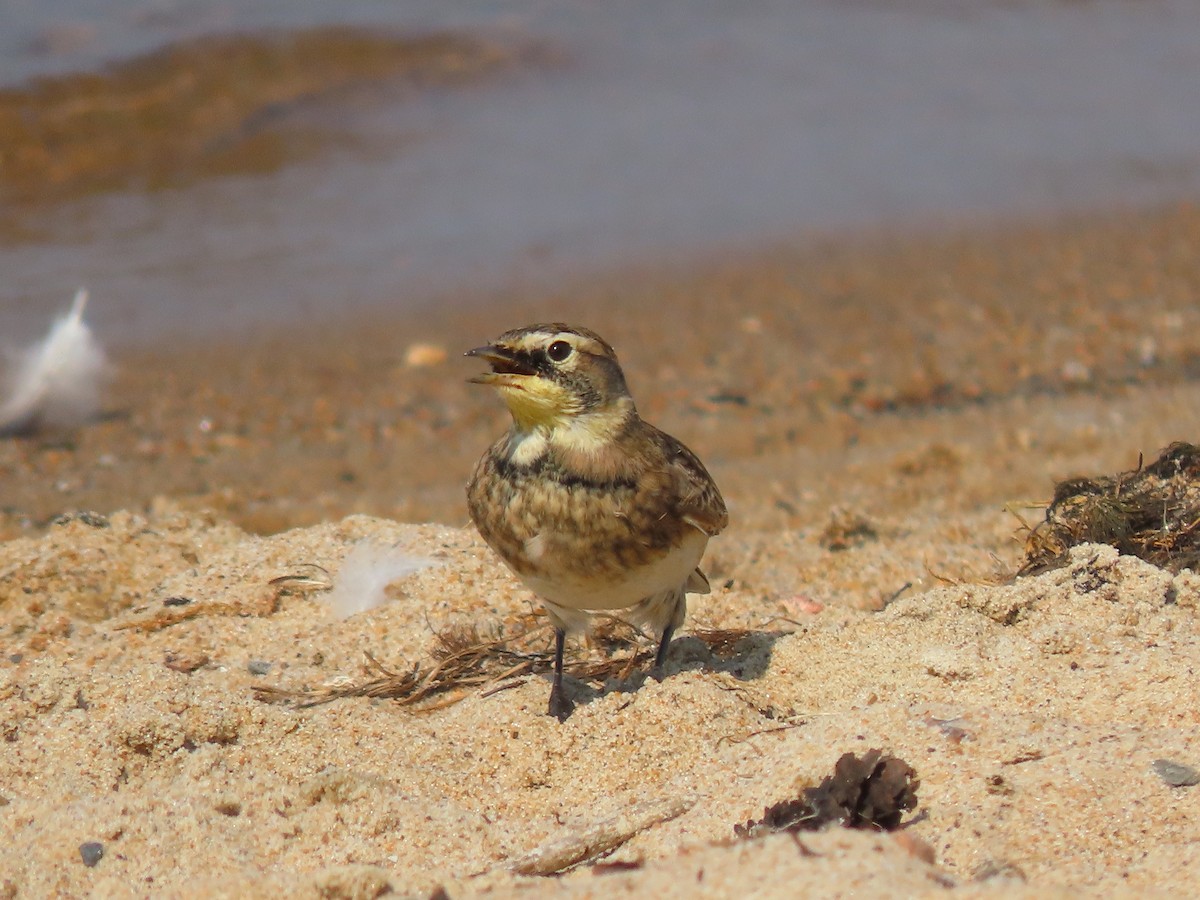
[{"xmin": 254, "ymin": 615, "xmax": 761, "ymax": 711}]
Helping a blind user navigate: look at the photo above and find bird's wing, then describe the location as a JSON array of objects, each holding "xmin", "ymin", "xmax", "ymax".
[
  {"xmin": 657, "ymin": 429, "xmax": 728, "ymax": 538},
  {"xmin": 686, "ymin": 567, "xmax": 712, "ymax": 594}
]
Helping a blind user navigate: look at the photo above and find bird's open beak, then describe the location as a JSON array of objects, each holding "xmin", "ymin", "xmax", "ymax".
[{"xmin": 465, "ymin": 345, "xmax": 537, "ymax": 386}]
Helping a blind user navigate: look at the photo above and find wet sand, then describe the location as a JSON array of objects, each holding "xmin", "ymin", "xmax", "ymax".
[
  {"xmin": 4, "ymin": 201, "xmax": 1200, "ymax": 896},
  {"xmin": 0, "ymin": 28, "xmax": 544, "ymax": 204}
]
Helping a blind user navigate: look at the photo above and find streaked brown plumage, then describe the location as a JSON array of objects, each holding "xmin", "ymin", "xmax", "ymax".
[{"xmin": 466, "ymin": 323, "xmax": 727, "ymax": 719}]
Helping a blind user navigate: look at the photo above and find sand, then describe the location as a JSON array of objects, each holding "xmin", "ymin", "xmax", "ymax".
[{"xmin": 4, "ymin": 202, "xmax": 1200, "ymax": 897}]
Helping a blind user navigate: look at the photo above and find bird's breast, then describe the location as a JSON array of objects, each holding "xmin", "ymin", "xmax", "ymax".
[
  {"xmin": 465, "ymin": 409, "xmax": 715, "ymax": 611},
  {"xmin": 519, "ymin": 529, "xmax": 708, "ymax": 611}
]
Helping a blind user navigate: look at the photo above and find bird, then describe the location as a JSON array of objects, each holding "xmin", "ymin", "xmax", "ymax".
[{"xmin": 465, "ymin": 323, "xmax": 727, "ymax": 720}]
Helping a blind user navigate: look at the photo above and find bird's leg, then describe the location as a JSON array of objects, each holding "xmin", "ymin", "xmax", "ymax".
[
  {"xmin": 652, "ymin": 623, "xmax": 676, "ymax": 677},
  {"xmin": 652, "ymin": 590, "xmax": 686, "ymax": 679},
  {"xmin": 547, "ymin": 627, "xmax": 574, "ymax": 721}
]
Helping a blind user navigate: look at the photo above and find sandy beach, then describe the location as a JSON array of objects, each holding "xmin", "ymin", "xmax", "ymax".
[{"xmin": 4, "ymin": 200, "xmax": 1200, "ymax": 896}]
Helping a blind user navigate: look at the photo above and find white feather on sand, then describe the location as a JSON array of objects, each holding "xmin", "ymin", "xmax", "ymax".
[
  {"xmin": 326, "ymin": 540, "xmax": 439, "ymax": 620},
  {"xmin": 0, "ymin": 289, "xmax": 109, "ymax": 435}
]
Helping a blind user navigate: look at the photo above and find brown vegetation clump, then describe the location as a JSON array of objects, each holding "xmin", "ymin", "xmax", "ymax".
[
  {"xmin": 735, "ymin": 749, "xmax": 920, "ymax": 837},
  {"xmin": 818, "ymin": 507, "xmax": 878, "ymax": 551},
  {"xmin": 1020, "ymin": 442, "xmax": 1200, "ymax": 576}
]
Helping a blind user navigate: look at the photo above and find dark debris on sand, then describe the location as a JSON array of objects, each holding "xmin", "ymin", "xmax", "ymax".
[
  {"xmin": 1020, "ymin": 442, "xmax": 1200, "ymax": 576},
  {"xmin": 735, "ymin": 749, "xmax": 920, "ymax": 838}
]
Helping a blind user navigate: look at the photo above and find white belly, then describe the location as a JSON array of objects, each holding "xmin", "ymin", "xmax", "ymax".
[{"xmin": 520, "ymin": 529, "xmax": 708, "ymax": 612}]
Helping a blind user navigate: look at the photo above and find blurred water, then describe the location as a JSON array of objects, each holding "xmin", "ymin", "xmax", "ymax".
[{"xmin": 2, "ymin": 0, "xmax": 1200, "ymax": 344}]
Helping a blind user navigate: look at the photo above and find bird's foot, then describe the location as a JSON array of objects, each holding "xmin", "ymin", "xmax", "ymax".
[
  {"xmin": 651, "ymin": 625, "xmax": 676, "ymax": 681},
  {"xmin": 548, "ymin": 683, "xmax": 575, "ymax": 721}
]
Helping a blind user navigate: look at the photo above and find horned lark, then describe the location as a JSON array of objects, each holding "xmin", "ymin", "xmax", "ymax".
[{"xmin": 466, "ymin": 323, "xmax": 727, "ymax": 720}]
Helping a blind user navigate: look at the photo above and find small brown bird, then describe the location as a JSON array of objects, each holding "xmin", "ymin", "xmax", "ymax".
[{"xmin": 466, "ymin": 323, "xmax": 727, "ymax": 719}]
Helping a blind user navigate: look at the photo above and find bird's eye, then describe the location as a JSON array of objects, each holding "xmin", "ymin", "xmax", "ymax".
[{"xmin": 547, "ymin": 340, "xmax": 573, "ymax": 362}]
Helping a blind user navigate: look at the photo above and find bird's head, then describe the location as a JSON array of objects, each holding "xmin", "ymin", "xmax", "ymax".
[{"xmin": 466, "ymin": 323, "xmax": 633, "ymax": 431}]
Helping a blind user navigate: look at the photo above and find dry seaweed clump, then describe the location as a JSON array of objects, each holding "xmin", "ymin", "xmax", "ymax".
[
  {"xmin": 1020, "ymin": 442, "xmax": 1200, "ymax": 576},
  {"xmin": 735, "ymin": 750, "xmax": 919, "ymax": 838}
]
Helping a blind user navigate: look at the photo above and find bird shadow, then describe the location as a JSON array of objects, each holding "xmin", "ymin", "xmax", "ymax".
[
  {"xmin": 562, "ymin": 627, "xmax": 791, "ymax": 712},
  {"xmin": 672, "ymin": 628, "xmax": 786, "ymax": 681}
]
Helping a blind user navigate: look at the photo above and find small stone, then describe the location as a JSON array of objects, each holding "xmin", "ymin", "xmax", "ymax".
[
  {"xmin": 164, "ymin": 652, "xmax": 209, "ymax": 674},
  {"xmin": 739, "ymin": 316, "xmax": 763, "ymax": 334},
  {"xmin": 781, "ymin": 594, "xmax": 824, "ymax": 616},
  {"xmin": 79, "ymin": 841, "xmax": 104, "ymax": 867},
  {"xmin": 247, "ymin": 659, "xmax": 272, "ymax": 676},
  {"xmin": 1138, "ymin": 335, "xmax": 1158, "ymax": 367},
  {"xmin": 404, "ymin": 343, "xmax": 447, "ymax": 368},
  {"xmin": 1153, "ymin": 759, "xmax": 1200, "ymax": 787},
  {"xmin": 985, "ymin": 774, "xmax": 1013, "ymax": 796},
  {"xmin": 1060, "ymin": 359, "xmax": 1091, "ymax": 385}
]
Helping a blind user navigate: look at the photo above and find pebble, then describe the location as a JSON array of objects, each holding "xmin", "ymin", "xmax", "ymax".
[
  {"xmin": 247, "ymin": 659, "xmax": 273, "ymax": 676},
  {"xmin": 1152, "ymin": 759, "xmax": 1200, "ymax": 787},
  {"xmin": 1059, "ymin": 359, "xmax": 1092, "ymax": 385},
  {"xmin": 163, "ymin": 652, "xmax": 209, "ymax": 674},
  {"xmin": 79, "ymin": 842, "xmax": 104, "ymax": 867},
  {"xmin": 404, "ymin": 343, "xmax": 447, "ymax": 367}
]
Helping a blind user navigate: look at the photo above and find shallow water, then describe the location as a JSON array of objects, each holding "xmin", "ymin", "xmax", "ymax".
[{"xmin": 3, "ymin": 0, "xmax": 1200, "ymax": 345}]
